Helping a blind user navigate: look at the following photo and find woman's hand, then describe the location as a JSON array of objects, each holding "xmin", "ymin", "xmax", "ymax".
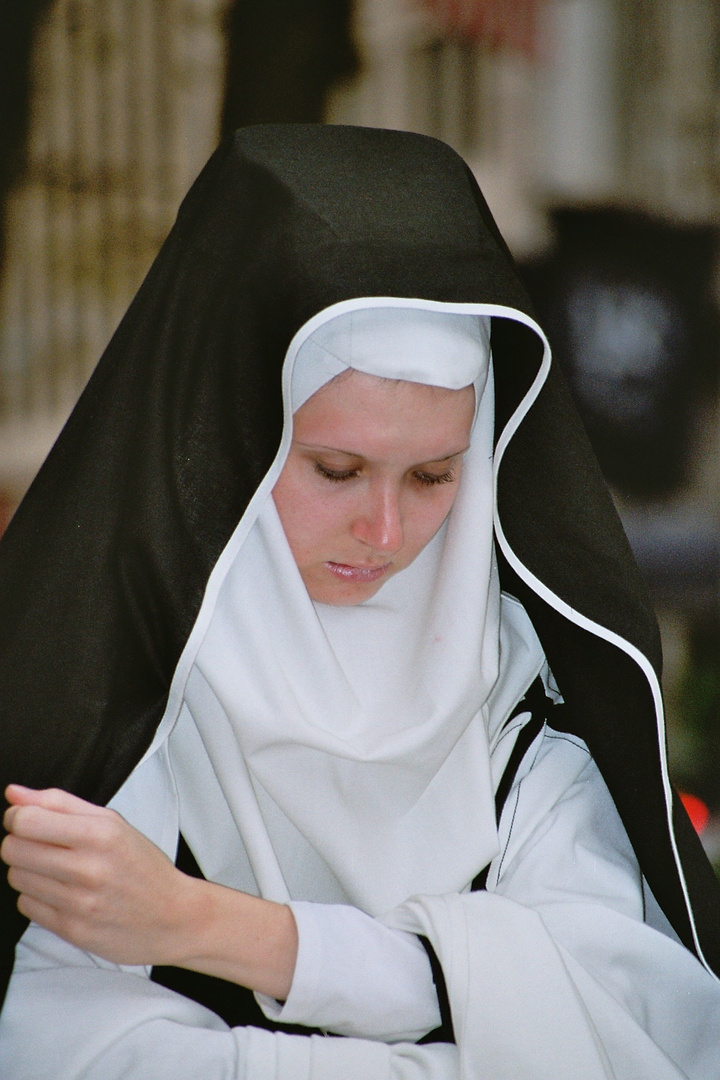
[
  {"xmin": 2, "ymin": 784, "xmax": 193, "ymax": 966},
  {"xmin": 1, "ymin": 785, "xmax": 298, "ymax": 999}
]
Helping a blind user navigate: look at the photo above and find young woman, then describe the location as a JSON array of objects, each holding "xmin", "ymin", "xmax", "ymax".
[{"xmin": 1, "ymin": 124, "xmax": 720, "ymax": 1078}]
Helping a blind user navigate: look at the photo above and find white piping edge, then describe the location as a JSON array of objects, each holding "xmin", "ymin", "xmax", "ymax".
[
  {"xmin": 490, "ymin": 313, "xmax": 714, "ymax": 979},
  {"xmin": 133, "ymin": 294, "xmax": 712, "ymax": 978}
]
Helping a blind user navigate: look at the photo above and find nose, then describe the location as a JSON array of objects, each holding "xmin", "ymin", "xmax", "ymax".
[{"xmin": 351, "ymin": 485, "xmax": 404, "ymax": 555}]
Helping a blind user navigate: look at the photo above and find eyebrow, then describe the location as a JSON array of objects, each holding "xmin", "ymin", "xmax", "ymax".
[{"xmin": 294, "ymin": 442, "xmax": 471, "ymax": 462}]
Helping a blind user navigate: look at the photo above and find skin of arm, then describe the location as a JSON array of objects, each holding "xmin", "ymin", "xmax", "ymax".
[{"xmin": 0, "ymin": 784, "xmax": 298, "ymax": 1001}]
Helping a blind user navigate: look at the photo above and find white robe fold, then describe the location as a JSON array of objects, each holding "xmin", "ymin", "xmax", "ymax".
[{"xmin": 3, "ymin": 724, "xmax": 719, "ymax": 1079}]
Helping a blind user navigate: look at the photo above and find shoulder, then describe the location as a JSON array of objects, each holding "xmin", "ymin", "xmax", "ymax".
[{"xmin": 489, "ymin": 724, "xmax": 642, "ymax": 916}]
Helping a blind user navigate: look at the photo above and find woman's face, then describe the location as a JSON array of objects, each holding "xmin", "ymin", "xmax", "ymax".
[{"xmin": 272, "ymin": 369, "xmax": 475, "ymax": 605}]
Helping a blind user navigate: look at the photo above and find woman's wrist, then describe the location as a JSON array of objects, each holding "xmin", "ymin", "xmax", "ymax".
[{"xmin": 170, "ymin": 874, "xmax": 299, "ymax": 1001}]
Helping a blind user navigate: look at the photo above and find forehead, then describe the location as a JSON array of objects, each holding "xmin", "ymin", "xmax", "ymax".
[{"xmin": 293, "ymin": 370, "xmax": 475, "ymax": 458}]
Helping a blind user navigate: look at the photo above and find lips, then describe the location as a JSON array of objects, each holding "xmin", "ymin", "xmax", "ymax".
[{"xmin": 325, "ymin": 561, "xmax": 390, "ymax": 583}]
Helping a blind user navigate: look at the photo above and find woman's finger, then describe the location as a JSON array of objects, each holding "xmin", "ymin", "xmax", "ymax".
[
  {"xmin": 3, "ymin": 802, "xmax": 123, "ymax": 851},
  {"xmin": 15, "ymin": 890, "xmax": 62, "ymax": 933},
  {"xmin": 1, "ymin": 832, "xmax": 91, "ymax": 883},
  {"xmin": 5, "ymin": 785, "xmax": 106, "ymax": 816},
  {"xmin": 7, "ymin": 863, "xmax": 79, "ymax": 910},
  {"xmin": 3, "ymin": 786, "xmax": 108, "ymax": 845},
  {"xmin": 3, "ymin": 804, "xmax": 87, "ymax": 848},
  {"xmin": 11, "ymin": 889, "xmax": 87, "ymax": 952}
]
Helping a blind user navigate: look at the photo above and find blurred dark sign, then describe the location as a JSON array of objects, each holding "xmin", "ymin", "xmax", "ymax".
[{"xmin": 523, "ymin": 209, "xmax": 717, "ymax": 499}]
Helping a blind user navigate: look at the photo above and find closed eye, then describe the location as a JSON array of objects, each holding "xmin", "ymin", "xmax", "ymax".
[
  {"xmin": 314, "ymin": 462, "xmax": 359, "ymax": 482},
  {"xmin": 414, "ymin": 469, "xmax": 456, "ymax": 487}
]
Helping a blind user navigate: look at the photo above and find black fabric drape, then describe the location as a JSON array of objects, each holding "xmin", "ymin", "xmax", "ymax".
[
  {"xmin": 1, "ymin": 125, "xmax": 718, "ymax": 1008},
  {"xmin": 221, "ymin": 0, "xmax": 358, "ymax": 132}
]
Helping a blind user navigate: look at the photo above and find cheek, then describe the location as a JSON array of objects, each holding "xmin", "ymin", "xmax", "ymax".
[
  {"xmin": 272, "ymin": 469, "xmax": 308, "ymax": 558},
  {"xmin": 408, "ymin": 486, "xmax": 461, "ymax": 552},
  {"xmin": 403, "ymin": 496, "xmax": 446, "ymax": 557},
  {"xmin": 272, "ymin": 472, "xmax": 339, "ymax": 563}
]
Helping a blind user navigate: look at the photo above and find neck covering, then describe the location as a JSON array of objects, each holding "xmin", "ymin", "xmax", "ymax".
[{"xmin": 167, "ymin": 306, "xmax": 542, "ymax": 913}]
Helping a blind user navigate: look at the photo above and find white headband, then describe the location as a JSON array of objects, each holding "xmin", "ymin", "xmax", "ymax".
[{"xmin": 291, "ymin": 306, "xmax": 492, "ymax": 413}]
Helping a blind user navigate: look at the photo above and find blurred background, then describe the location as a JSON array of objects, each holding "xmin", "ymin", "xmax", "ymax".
[{"xmin": 0, "ymin": 0, "xmax": 717, "ymax": 857}]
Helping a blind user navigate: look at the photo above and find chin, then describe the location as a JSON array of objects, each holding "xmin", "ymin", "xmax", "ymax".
[{"xmin": 304, "ymin": 569, "xmax": 392, "ymax": 606}]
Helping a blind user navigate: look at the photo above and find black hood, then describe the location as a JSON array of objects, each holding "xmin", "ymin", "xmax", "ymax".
[{"xmin": 1, "ymin": 124, "xmax": 718, "ymax": 1002}]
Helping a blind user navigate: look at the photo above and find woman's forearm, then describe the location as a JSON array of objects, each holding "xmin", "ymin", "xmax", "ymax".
[
  {"xmin": 171, "ymin": 875, "xmax": 298, "ymax": 1000},
  {"xmin": 2, "ymin": 784, "xmax": 298, "ymax": 1000}
]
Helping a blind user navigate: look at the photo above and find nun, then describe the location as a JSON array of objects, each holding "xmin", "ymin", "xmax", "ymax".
[{"xmin": 1, "ymin": 125, "xmax": 720, "ymax": 1079}]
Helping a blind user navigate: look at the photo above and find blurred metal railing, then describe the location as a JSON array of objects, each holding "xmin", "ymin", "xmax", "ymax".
[{"xmin": 0, "ymin": 0, "xmax": 227, "ymax": 488}]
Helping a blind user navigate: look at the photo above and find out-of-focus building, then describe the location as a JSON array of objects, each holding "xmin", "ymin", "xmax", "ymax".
[
  {"xmin": 2, "ymin": 0, "xmax": 718, "ymax": 490},
  {"xmin": 0, "ymin": 0, "xmax": 228, "ymax": 500},
  {"xmin": 0, "ymin": 0, "xmax": 718, "ymax": 828},
  {"xmin": 329, "ymin": 0, "xmax": 720, "ymax": 238}
]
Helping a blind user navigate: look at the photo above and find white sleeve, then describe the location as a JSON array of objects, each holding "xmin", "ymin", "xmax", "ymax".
[
  {"xmin": 255, "ymin": 900, "xmax": 441, "ymax": 1042},
  {"xmin": 385, "ymin": 726, "xmax": 720, "ymax": 1080},
  {"xmin": 0, "ymin": 922, "xmax": 459, "ymax": 1080},
  {"xmin": 491, "ymin": 728, "xmax": 720, "ymax": 1078}
]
